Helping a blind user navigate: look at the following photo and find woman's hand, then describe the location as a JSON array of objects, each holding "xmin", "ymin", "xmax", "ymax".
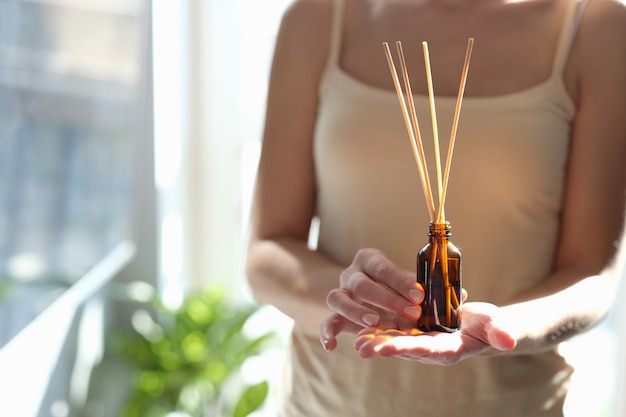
[
  {"xmin": 319, "ymin": 247, "xmax": 517, "ymax": 362},
  {"xmin": 320, "ymin": 248, "xmax": 425, "ymax": 351},
  {"xmin": 354, "ymin": 302, "xmax": 517, "ymax": 364}
]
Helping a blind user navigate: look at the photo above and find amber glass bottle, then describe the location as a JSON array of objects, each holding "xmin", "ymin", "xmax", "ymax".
[{"xmin": 416, "ymin": 222, "xmax": 462, "ymax": 332}]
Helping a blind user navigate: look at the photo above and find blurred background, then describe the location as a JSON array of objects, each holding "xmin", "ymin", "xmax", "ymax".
[{"xmin": 0, "ymin": 1, "xmax": 623, "ymax": 416}]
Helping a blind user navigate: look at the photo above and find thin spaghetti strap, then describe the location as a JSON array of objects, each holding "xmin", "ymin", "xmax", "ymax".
[
  {"xmin": 319, "ymin": 0, "xmax": 346, "ymax": 95},
  {"xmin": 551, "ymin": 0, "xmax": 589, "ymax": 77}
]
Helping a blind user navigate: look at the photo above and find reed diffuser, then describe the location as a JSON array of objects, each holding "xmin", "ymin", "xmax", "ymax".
[{"xmin": 383, "ymin": 38, "xmax": 474, "ymax": 332}]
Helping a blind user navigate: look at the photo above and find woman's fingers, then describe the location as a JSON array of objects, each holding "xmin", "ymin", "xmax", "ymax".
[
  {"xmin": 338, "ymin": 248, "xmax": 424, "ymax": 320},
  {"xmin": 352, "ymin": 302, "xmax": 518, "ymax": 363},
  {"xmin": 326, "ymin": 288, "xmax": 381, "ymax": 327},
  {"xmin": 460, "ymin": 302, "xmax": 517, "ymax": 351},
  {"xmin": 350, "ymin": 249, "xmax": 423, "ymax": 301},
  {"xmin": 320, "ymin": 313, "xmax": 364, "ymax": 351},
  {"xmin": 354, "ymin": 327, "xmax": 483, "ymax": 364},
  {"xmin": 325, "ymin": 288, "xmax": 419, "ymax": 329}
]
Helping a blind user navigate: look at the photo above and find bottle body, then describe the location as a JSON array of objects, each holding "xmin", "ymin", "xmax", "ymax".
[{"xmin": 416, "ymin": 222, "xmax": 462, "ymax": 332}]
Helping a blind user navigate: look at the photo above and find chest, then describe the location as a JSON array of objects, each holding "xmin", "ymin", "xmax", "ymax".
[{"xmin": 341, "ymin": 0, "xmax": 569, "ymax": 97}]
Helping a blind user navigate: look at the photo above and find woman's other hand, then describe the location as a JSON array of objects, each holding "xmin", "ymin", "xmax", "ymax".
[{"xmin": 354, "ymin": 302, "xmax": 517, "ymax": 364}]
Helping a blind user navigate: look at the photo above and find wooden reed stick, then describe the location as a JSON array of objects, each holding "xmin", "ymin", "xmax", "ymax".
[
  {"xmin": 395, "ymin": 41, "xmax": 436, "ymax": 221},
  {"xmin": 422, "ymin": 41, "xmax": 444, "ymax": 222},
  {"xmin": 438, "ymin": 239, "xmax": 451, "ymax": 326},
  {"xmin": 383, "ymin": 42, "xmax": 436, "ymax": 222},
  {"xmin": 436, "ymin": 38, "xmax": 474, "ymax": 224}
]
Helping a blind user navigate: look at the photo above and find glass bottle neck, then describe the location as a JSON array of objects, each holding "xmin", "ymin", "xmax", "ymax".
[{"xmin": 428, "ymin": 222, "xmax": 451, "ymax": 240}]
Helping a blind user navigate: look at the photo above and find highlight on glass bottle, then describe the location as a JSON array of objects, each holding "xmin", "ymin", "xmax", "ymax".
[
  {"xmin": 417, "ymin": 222, "xmax": 462, "ymax": 332},
  {"xmin": 383, "ymin": 38, "xmax": 474, "ymax": 333}
]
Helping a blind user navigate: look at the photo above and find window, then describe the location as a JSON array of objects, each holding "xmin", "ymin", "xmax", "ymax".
[{"xmin": 0, "ymin": 0, "xmax": 147, "ymax": 348}]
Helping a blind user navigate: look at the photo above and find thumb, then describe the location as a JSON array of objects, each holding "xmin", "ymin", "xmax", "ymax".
[{"xmin": 486, "ymin": 319, "xmax": 517, "ymax": 351}]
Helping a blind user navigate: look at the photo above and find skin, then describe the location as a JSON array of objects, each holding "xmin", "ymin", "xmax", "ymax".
[{"xmin": 245, "ymin": 0, "xmax": 626, "ymax": 365}]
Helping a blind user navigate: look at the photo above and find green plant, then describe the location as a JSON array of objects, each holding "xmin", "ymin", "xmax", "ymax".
[{"xmin": 109, "ymin": 283, "xmax": 275, "ymax": 417}]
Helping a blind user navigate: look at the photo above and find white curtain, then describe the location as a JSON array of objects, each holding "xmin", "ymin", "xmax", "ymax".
[{"xmin": 153, "ymin": 0, "xmax": 291, "ymax": 300}]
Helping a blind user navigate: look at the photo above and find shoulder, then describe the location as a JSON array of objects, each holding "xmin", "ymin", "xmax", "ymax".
[
  {"xmin": 279, "ymin": 0, "xmax": 334, "ymax": 38},
  {"xmin": 268, "ymin": 0, "xmax": 342, "ymax": 92},
  {"xmin": 571, "ymin": 0, "xmax": 626, "ymax": 94},
  {"xmin": 273, "ymin": 0, "xmax": 335, "ymax": 74},
  {"xmin": 584, "ymin": 0, "xmax": 626, "ymax": 15},
  {"xmin": 579, "ymin": 0, "xmax": 626, "ymax": 41}
]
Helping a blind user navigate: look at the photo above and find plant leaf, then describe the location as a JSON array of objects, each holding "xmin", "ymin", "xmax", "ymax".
[{"xmin": 232, "ymin": 381, "xmax": 269, "ymax": 417}]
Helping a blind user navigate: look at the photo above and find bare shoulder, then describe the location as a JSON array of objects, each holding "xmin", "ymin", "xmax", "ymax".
[
  {"xmin": 279, "ymin": 0, "xmax": 334, "ymax": 43},
  {"xmin": 585, "ymin": 0, "xmax": 626, "ymax": 15},
  {"xmin": 283, "ymin": 0, "xmax": 334, "ymax": 19},
  {"xmin": 573, "ymin": 0, "xmax": 626, "ymax": 90},
  {"xmin": 580, "ymin": 0, "xmax": 626, "ymax": 41},
  {"xmin": 273, "ymin": 0, "xmax": 334, "ymax": 77}
]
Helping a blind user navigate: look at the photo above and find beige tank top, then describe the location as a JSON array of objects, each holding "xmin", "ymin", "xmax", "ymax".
[{"xmin": 280, "ymin": 0, "xmax": 585, "ymax": 416}]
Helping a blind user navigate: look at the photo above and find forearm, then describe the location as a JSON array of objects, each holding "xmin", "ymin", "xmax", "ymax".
[
  {"xmin": 245, "ymin": 236, "xmax": 344, "ymax": 334},
  {"xmin": 497, "ymin": 270, "xmax": 618, "ymax": 354}
]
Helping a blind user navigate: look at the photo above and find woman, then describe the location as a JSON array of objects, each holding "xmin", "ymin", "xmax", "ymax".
[{"xmin": 246, "ymin": 0, "xmax": 626, "ymax": 415}]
